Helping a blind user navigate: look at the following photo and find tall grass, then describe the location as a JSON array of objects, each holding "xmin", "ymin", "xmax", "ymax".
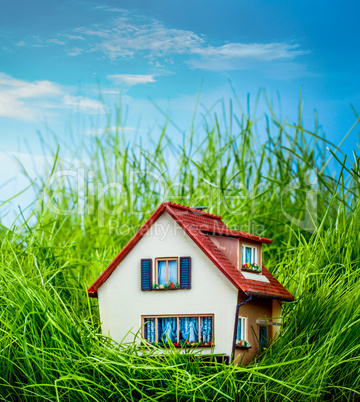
[{"xmin": 0, "ymin": 92, "xmax": 360, "ymax": 400}]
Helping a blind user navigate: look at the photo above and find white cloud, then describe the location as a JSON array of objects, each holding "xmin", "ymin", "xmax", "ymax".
[
  {"xmin": 192, "ymin": 42, "xmax": 306, "ymax": 61},
  {"xmin": 0, "ymin": 73, "xmax": 108, "ymax": 121},
  {"xmin": 85, "ymin": 125, "xmax": 137, "ymax": 136},
  {"xmin": 188, "ymin": 43, "xmax": 309, "ymax": 72},
  {"xmin": 73, "ymin": 17, "xmax": 206, "ymax": 59},
  {"xmin": 0, "ymin": 73, "xmax": 62, "ymax": 120},
  {"xmin": 66, "ymin": 47, "xmax": 83, "ymax": 56},
  {"xmin": 66, "ymin": 16, "xmax": 308, "ymax": 73},
  {"xmin": 107, "ymin": 74, "xmax": 156, "ymax": 86},
  {"xmin": 63, "ymin": 95, "xmax": 105, "ymax": 113},
  {"xmin": 64, "ymin": 34, "xmax": 85, "ymax": 41},
  {"xmin": 93, "ymin": 5, "xmax": 129, "ymax": 13},
  {"xmin": 47, "ymin": 38, "xmax": 66, "ymax": 45},
  {"xmin": 21, "ymin": 12, "xmax": 308, "ymax": 75}
]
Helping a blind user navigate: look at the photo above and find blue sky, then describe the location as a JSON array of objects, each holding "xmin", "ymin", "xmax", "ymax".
[{"xmin": 1, "ymin": 0, "xmax": 360, "ymax": 220}]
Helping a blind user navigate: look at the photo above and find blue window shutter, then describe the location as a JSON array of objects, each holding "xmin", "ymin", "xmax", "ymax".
[
  {"xmin": 180, "ymin": 257, "xmax": 191, "ymax": 289},
  {"xmin": 141, "ymin": 259, "xmax": 152, "ymax": 291}
]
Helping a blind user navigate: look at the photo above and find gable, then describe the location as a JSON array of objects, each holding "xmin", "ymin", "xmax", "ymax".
[{"xmin": 98, "ymin": 211, "xmax": 238, "ymax": 302}]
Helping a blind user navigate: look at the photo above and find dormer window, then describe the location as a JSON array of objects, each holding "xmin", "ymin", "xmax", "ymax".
[
  {"xmin": 242, "ymin": 245, "xmax": 257, "ymax": 265},
  {"xmin": 241, "ymin": 244, "xmax": 262, "ymax": 274}
]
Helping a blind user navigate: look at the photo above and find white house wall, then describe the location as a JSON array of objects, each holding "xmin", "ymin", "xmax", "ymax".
[{"xmin": 98, "ymin": 211, "xmax": 238, "ymax": 356}]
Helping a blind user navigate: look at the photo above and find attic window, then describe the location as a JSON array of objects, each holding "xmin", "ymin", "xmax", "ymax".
[
  {"xmin": 241, "ymin": 244, "xmax": 262, "ymax": 273},
  {"xmin": 242, "ymin": 245, "xmax": 257, "ymax": 265}
]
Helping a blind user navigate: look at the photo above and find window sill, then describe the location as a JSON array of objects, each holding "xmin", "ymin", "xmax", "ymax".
[
  {"xmin": 152, "ymin": 282, "xmax": 181, "ymax": 290},
  {"xmin": 241, "ymin": 267, "xmax": 262, "ymax": 274}
]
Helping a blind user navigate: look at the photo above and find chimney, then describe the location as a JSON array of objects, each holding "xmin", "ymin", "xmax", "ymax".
[{"xmin": 193, "ymin": 206, "xmax": 209, "ymax": 212}]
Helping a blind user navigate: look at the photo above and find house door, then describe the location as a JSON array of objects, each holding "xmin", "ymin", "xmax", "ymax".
[{"xmin": 259, "ymin": 325, "xmax": 267, "ymax": 352}]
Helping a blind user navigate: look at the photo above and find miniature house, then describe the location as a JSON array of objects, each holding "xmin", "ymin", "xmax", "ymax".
[{"xmin": 88, "ymin": 202, "xmax": 294, "ymax": 364}]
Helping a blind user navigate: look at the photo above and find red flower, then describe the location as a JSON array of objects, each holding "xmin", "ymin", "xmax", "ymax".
[
  {"xmin": 170, "ymin": 282, "xmax": 175, "ymax": 289},
  {"xmin": 253, "ymin": 263, "xmax": 255, "ymax": 265}
]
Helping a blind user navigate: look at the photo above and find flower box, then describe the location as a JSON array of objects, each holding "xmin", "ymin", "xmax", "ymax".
[
  {"xmin": 152, "ymin": 282, "xmax": 180, "ymax": 290},
  {"xmin": 241, "ymin": 263, "xmax": 262, "ymax": 273},
  {"xmin": 235, "ymin": 339, "xmax": 251, "ymax": 349}
]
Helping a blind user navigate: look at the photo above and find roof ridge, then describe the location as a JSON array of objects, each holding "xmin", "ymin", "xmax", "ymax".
[
  {"xmin": 199, "ymin": 226, "xmax": 273, "ymax": 244},
  {"xmin": 163, "ymin": 202, "xmax": 222, "ymax": 219}
]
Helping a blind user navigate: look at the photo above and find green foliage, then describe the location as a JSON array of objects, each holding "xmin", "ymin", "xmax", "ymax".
[{"xmin": 0, "ymin": 93, "xmax": 360, "ymax": 400}]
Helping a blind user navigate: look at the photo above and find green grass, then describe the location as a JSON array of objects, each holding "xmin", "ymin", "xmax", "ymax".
[{"xmin": 1, "ymin": 92, "xmax": 360, "ymax": 401}]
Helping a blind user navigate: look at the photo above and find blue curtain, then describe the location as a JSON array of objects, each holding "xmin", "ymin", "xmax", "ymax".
[
  {"xmin": 245, "ymin": 247, "xmax": 252, "ymax": 263},
  {"xmin": 179, "ymin": 317, "xmax": 199, "ymax": 343},
  {"xmin": 236, "ymin": 318, "xmax": 242, "ymax": 341},
  {"xmin": 158, "ymin": 317, "xmax": 177, "ymax": 343},
  {"xmin": 144, "ymin": 318, "xmax": 156, "ymax": 343},
  {"xmin": 158, "ymin": 260, "xmax": 167, "ymax": 284},
  {"xmin": 200, "ymin": 317, "xmax": 213, "ymax": 342},
  {"xmin": 168, "ymin": 260, "xmax": 177, "ymax": 283}
]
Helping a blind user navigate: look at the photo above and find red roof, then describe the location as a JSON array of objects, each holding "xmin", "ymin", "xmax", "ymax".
[{"xmin": 88, "ymin": 202, "xmax": 294, "ymax": 301}]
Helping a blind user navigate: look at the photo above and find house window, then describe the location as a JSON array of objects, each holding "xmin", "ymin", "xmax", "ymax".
[
  {"xmin": 241, "ymin": 244, "xmax": 261, "ymax": 273},
  {"xmin": 141, "ymin": 257, "xmax": 191, "ymax": 290},
  {"xmin": 242, "ymin": 245, "xmax": 257, "ymax": 265},
  {"xmin": 259, "ymin": 325, "xmax": 267, "ymax": 352},
  {"xmin": 155, "ymin": 258, "xmax": 178, "ymax": 286},
  {"xmin": 142, "ymin": 315, "xmax": 214, "ymax": 346},
  {"xmin": 236, "ymin": 316, "xmax": 247, "ymax": 341},
  {"xmin": 236, "ymin": 316, "xmax": 251, "ymax": 348}
]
